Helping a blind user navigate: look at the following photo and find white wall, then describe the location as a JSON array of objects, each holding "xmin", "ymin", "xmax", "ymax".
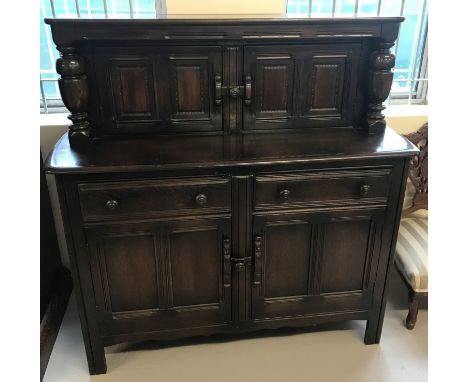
[
  {"xmin": 41, "ymin": 118, "xmax": 69, "ymax": 267},
  {"xmin": 166, "ymin": 0, "xmax": 285, "ymax": 14}
]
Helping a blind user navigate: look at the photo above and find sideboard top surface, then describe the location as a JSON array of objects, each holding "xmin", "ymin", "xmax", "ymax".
[
  {"xmin": 45, "ymin": 15, "xmax": 404, "ymax": 45},
  {"xmin": 45, "ymin": 127, "xmax": 418, "ymax": 174}
]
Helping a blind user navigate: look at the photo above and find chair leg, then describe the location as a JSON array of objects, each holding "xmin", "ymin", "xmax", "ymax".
[{"xmin": 406, "ymin": 290, "xmax": 421, "ymax": 330}]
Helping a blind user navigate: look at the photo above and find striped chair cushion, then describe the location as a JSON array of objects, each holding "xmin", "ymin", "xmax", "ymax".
[{"xmin": 395, "ymin": 217, "xmax": 428, "ymax": 292}]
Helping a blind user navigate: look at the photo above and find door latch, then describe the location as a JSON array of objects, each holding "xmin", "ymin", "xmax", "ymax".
[
  {"xmin": 231, "ymin": 257, "xmax": 252, "ymax": 272},
  {"xmin": 214, "ymin": 74, "xmax": 251, "ymax": 105}
]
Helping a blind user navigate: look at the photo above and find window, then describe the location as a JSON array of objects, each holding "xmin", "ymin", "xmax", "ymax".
[
  {"xmin": 40, "ymin": 0, "xmax": 166, "ymax": 114},
  {"xmin": 40, "ymin": 0, "xmax": 427, "ymax": 114},
  {"xmin": 286, "ymin": 0, "xmax": 428, "ymax": 105}
]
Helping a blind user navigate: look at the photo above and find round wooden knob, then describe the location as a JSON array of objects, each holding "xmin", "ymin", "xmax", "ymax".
[
  {"xmin": 279, "ymin": 189, "xmax": 291, "ymax": 201},
  {"xmin": 105, "ymin": 199, "xmax": 119, "ymax": 211},
  {"xmin": 360, "ymin": 184, "xmax": 372, "ymax": 196},
  {"xmin": 195, "ymin": 193, "xmax": 208, "ymax": 206}
]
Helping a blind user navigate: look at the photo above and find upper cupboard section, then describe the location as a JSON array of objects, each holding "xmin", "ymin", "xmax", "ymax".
[
  {"xmin": 90, "ymin": 45, "xmax": 223, "ymax": 134},
  {"xmin": 243, "ymin": 43, "xmax": 363, "ymax": 130},
  {"xmin": 86, "ymin": 43, "xmax": 363, "ymax": 135}
]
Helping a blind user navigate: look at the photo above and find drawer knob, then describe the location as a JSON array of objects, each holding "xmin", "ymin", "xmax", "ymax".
[
  {"xmin": 360, "ymin": 184, "xmax": 372, "ymax": 196},
  {"xmin": 105, "ymin": 199, "xmax": 119, "ymax": 211},
  {"xmin": 195, "ymin": 193, "xmax": 208, "ymax": 207},
  {"xmin": 279, "ymin": 189, "xmax": 291, "ymax": 202}
]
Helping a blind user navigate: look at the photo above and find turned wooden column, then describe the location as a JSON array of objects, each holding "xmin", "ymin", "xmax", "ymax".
[
  {"xmin": 56, "ymin": 47, "xmax": 91, "ymax": 149},
  {"xmin": 364, "ymin": 42, "xmax": 396, "ymax": 134}
]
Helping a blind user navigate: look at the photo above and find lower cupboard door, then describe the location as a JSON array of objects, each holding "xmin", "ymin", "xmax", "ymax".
[
  {"xmin": 251, "ymin": 208, "xmax": 385, "ymax": 321},
  {"xmin": 85, "ymin": 217, "xmax": 232, "ymax": 335}
]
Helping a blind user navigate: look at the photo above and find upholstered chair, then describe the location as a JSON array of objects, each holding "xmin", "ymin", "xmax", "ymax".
[{"xmin": 395, "ymin": 123, "xmax": 428, "ymax": 329}]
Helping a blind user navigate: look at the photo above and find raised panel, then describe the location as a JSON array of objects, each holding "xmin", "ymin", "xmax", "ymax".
[
  {"xmin": 94, "ymin": 46, "xmax": 222, "ymax": 134},
  {"xmin": 264, "ymin": 222, "xmax": 312, "ymax": 298},
  {"xmin": 244, "ymin": 44, "xmax": 361, "ymax": 130},
  {"xmin": 109, "ymin": 58, "xmax": 157, "ymax": 121},
  {"xmin": 86, "ymin": 217, "xmax": 232, "ymax": 335},
  {"xmin": 299, "ymin": 51, "xmax": 357, "ymax": 122},
  {"xmin": 308, "ymin": 58, "xmax": 345, "ymax": 114},
  {"xmin": 99, "ymin": 233, "xmax": 159, "ymax": 313},
  {"xmin": 319, "ymin": 218, "xmax": 374, "ymax": 294},
  {"xmin": 162, "ymin": 47, "xmax": 222, "ymax": 131},
  {"xmin": 255, "ymin": 57, "xmax": 294, "ymax": 119},
  {"xmin": 165, "ymin": 52, "xmax": 218, "ymax": 128},
  {"xmin": 252, "ymin": 209, "xmax": 383, "ymax": 321},
  {"xmin": 171, "ymin": 63, "xmax": 206, "ymax": 116},
  {"xmin": 169, "ymin": 227, "xmax": 220, "ymax": 306},
  {"xmin": 118, "ymin": 67, "xmax": 150, "ymax": 113}
]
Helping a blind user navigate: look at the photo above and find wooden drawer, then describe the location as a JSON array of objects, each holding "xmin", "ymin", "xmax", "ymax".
[
  {"xmin": 78, "ymin": 177, "xmax": 231, "ymax": 222},
  {"xmin": 254, "ymin": 168, "xmax": 391, "ymax": 210}
]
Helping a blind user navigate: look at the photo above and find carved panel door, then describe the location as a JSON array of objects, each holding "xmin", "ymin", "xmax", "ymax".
[
  {"xmin": 86, "ymin": 216, "xmax": 231, "ymax": 335},
  {"xmin": 159, "ymin": 46, "xmax": 223, "ymax": 132},
  {"xmin": 93, "ymin": 46, "xmax": 222, "ymax": 135},
  {"xmin": 251, "ymin": 208, "xmax": 384, "ymax": 321},
  {"xmin": 243, "ymin": 44, "xmax": 362, "ymax": 130}
]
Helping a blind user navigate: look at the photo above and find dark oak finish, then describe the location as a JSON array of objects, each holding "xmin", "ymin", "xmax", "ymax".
[
  {"xmin": 46, "ymin": 128, "xmax": 416, "ymax": 374},
  {"xmin": 46, "ymin": 127, "xmax": 415, "ymax": 174},
  {"xmin": 243, "ymin": 43, "xmax": 362, "ymax": 130},
  {"xmin": 251, "ymin": 208, "xmax": 384, "ymax": 320},
  {"xmin": 44, "ymin": 15, "xmax": 414, "ymax": 376},
  {"xmin": 253, "ymin": 168, "xmax": 391, "ymax": 210},
  {"xmin": 78, "ymin": 176, "xmax": 231, "ymax": 222},
  {"xmin": 85, "ymin": 216, "xmax": 232, "ymax": 336},
  {"xmin": 56, "ymin": 47, "xmax": 91, "ymax": 148},
  {"xmin": 94, "ymin": 46, "xmax": 222, "ymax": 134},
  {"xmin": 45, "ymin": 16, "xmax": 403, "ymax": 149}
]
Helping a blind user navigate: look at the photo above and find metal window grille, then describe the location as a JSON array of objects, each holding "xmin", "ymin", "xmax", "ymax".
[
  {"xmin": 286, "ymin": 0, "xmax": 428, "ymax": 105},
  {"xmin": 40, "ymin": 0, "xmax": 167, "ymax": 114}
]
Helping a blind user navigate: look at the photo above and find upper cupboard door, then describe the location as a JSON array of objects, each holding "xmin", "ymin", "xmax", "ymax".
[
  {"xmin": 160, "ymin": 46, "xmax": 222, "ymax": 131},
  {"xmin": 243, "ymin": 44, "xmax": 362, "ymax": 130},
  {"xmin": 94, "ymin": 46, "xmax": 222, "ymax": 134}
]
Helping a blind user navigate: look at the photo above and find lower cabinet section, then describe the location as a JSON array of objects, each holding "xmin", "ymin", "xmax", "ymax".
[
  {"xmin": 252, "ymin": 208, "xmax": 385, "ymax": 320},
  {"xmin": 59, "ymin": 159, "xmax": 409, "ymax": 374},
  {"xmin": 84, "ymin": 205, "xmax": 386, "ymax": 335},
  {"xmin": 85, "ymin": 216, "xmax": 232, "ymax": 335}
]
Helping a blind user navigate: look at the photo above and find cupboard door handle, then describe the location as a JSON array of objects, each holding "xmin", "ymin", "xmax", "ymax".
[
  {"xmin": 105, "ymin": 199, "xmax": 119, "ymax": 211},
  {"xmin": 195, "ymin": 193, "xmax": 208, "ymax": 206},
  {"xmin": 223, "ymin": 238, "xmax": 231, "ymax": 288},
  {"xmin": 244, "ymin": 75, "xmax": 252, "ymax": 105},
  {"xmin": 215, "ymin": 74, "xmax": 222, "ymax": 105},
  {"xmin": 253, "ymin": 235, "xmax": 263, "ymax": 286}
]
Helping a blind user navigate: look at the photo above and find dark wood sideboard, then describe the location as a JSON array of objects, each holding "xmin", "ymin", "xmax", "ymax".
[{"xmin": 44, "ymin": 15, "xmax": 417, "ymax": 375}]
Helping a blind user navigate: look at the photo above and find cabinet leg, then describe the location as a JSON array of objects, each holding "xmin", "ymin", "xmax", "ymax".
[
  {"xmin": 72, "ymin": 290, "xmax": 107, "ymax": 374},
  {"xmin": 364, "ymin": 309, "xmax": 386, "ymax": 345},
  {"xmin": 85, "ymin": 342, "xmax": 107, "ymax": 375}
]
